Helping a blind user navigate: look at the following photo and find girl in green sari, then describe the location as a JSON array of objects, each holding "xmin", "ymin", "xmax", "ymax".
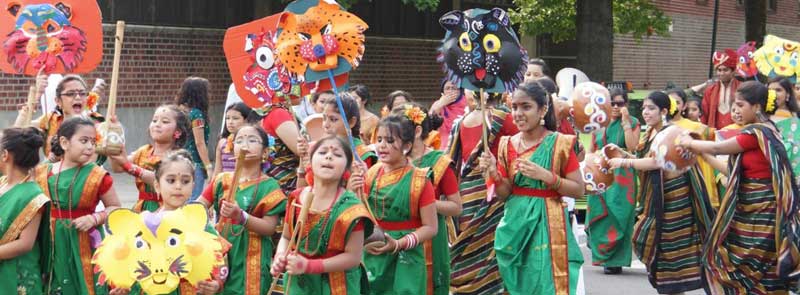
[
  {"xmin": 108, "ymin": 104, "xmax": 190, "ymax": 213},
  {"xmin": 767, "ymin": 77, "xmax": 800, "ymax": 186},
  {"xmin": 322, "ymin": 94, "xmax": 377, "ymax": 167},
  {"xmin": 0, "ymin": 127, "xmax": 50, "ymax": 295},
  {"xmin": 199, "ymin": 125, "xmax": 287, "ymax": 295},
  {"xmin": 114, "ymin": 150, "xmax": 225, "ymax": 295},
  {"xmin": 587, "ymin": 88, "xmax": 640, "ymax": 275},
  {"xmin": 34, "ymin": 117, "xmax": 122, "ymax": 295},
  {"xmin": 271, "ymin": 135, "xmax": 375, "ymax": 295},
  {"xmin": 394, "ymin": 103, "xmax": 462, "ymax": 295},
  {"xmin": 679, "ymin": 81, "xmax": 800, "ymax": 294},
  {"xmin": 359, "ymin": 114, "xmax": 439, "ymax": 295},
  {"xmin": 479, "ymin": 81, "xmax": 585, "ymax": 295}
]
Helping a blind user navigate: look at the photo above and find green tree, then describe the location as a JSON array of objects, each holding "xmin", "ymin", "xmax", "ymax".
[{"xmin": 510, "ymin": 0, "xmax": 671, "ymax": 82}]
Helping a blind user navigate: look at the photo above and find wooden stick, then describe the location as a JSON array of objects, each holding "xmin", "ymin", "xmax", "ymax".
[
  {"xmin": 480, "ymin": 88, "xmax": 489, "ymax": 154},
  {"xmin": 267, "ymin": 189, "xmax": 316, "ymax": 294},
  {"xmin": 218, "ymin": 150, "xmax": 247, "ymax": 235},
  {"xmin": 106, "ymin": 21, "xmax": 125, "ymax": 118}
]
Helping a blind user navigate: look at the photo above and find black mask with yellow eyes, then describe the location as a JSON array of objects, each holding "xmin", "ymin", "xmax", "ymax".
[{"xmin": 438, "ymin": 8, "xmax": 527, "ymax": 93}]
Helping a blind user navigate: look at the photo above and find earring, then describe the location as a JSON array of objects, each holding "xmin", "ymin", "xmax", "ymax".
[
  {"xmin": 173, "ymin": 131, "xmax": 181, "ymax": 139},
  {"xmin": 540, "ymin": 118, "xmax": 545, "ymax": 126}
]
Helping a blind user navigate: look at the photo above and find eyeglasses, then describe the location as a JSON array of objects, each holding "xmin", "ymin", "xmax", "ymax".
[
  {"xmin": 60, "ymin": 91, "xmax": 88, "ymax": 98},
  {"xmin": 611, "ymin": 101, "xmax": 626, "ymax": 107},
  {"xmin": 234, "ymin": 138, "xmax": 263, "ymax": 146}
]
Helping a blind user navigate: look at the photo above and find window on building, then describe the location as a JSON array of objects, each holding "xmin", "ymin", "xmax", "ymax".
[{"xmin": 768, "ymin": 0, "xmax": 777, "ymax": 11}]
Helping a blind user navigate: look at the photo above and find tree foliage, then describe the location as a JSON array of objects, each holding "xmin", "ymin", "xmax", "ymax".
[
  {"xmin": 509, "ymin": 0, "xmax": 671, "ymax": 42},
  {"xmin": 288, "ymin": 0, "xmax": 441, "ymax": 11}
]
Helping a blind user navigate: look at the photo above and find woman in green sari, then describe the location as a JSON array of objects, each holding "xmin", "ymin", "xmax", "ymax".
[
  {"xmin": 322, "ymin": 94, "xmax": 377, "ymax": 166},
  {"xmin": 587, "ymin": 88, "xmax": 640, "ymax": 274},
  {"xmin": 768, "ymin": 77, "xmax": 800, "ymax": 186},
  {"xmin": 679, "ymin": 81, "xmax": 800, "ymax": 294},
  {"xmin": 359, "ymin": 114, "xmax": 438, "ymax": 295},
  {"xmin": 0, "ymin": 127, "xmax": 50, "ymax": 295},
  {"xmin": 479, "ymin": 82, "xmax": 585, "ymax": 295},
  {"xmin": 394, "ymin": 103, "xmax": 461, "ymax": 295},
  {"xmin": 34, "ymin": 117, "xmax": 122, "ymax": 295},
  {"xmin": 607, "ymin": 92, "xmax": 715, "ymax": 294},
  {"xmin": 200, "ymin": 125, "xmax": 286, "ymax": 295},
  {"xmin": 271, "ymin": 135, "xmax": 375, "ymax": 295}
]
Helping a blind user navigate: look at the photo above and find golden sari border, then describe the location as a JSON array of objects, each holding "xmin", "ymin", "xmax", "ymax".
[
  {"xmin": 424, "ymin": 239, "xmax": 434, "ymax": 295},
  {"xmin": 0, "ymin": 194, "xmax": 48, "ymax": 244},
  {"xmin": 253, "ymin": 189, "xmax": 286, "ymax": 218},
  {"xmin": 430, "ymin": 155, "xmax": 452, "ymax": 187},
  {"xmin": 245, "ymin": 231, "xmax": 263, "ymax": 295},
  {"xmin": 546, "ymin": 134, "xmax": 572, "ymax": 295},
  {"xmin": 329, "ymin": 271, "xmax": 348, "ymax": 295},
  {"xmin": 80, "ymin": 166, "xmax": 106, "ymax": 209},
  {"xmin": 34, "ymin": 164, "xmax": 51, "ymax": 198},
  {"xmin": 79, "ymin": 231, "xmax": 96, "ymax": 295},
  {"xmin": 329, "ymin": 204, "xmax": 370, "ymax": 251},
  {"xmin": 409, "ymin": 168, "xmax": 427, "ymax": 220}
]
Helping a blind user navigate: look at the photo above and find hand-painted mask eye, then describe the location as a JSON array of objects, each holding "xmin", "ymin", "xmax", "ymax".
[
  {"xmin": 483, "ymin": 34, "xmax": 501, "ymax": 53},
  {"xmin": 459, "ymin": 32, "xmax": 472, "ymax": 52}
]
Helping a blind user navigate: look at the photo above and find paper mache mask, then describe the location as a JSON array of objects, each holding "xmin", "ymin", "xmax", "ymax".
[
  {"xmin": 1, "ymin": 1, "xmax": 102, "ymax": 75},
  {"xmin": 753, "ymin": 35, "xmax": 800, "ymax": 82},
  {"xmin": 438, "ymin": 8, "xmax": 528, "ymax": 93},
  {"xmin": 92, "ymin": 204, "xmax": 229, "ymax": 295},
  {"xmin": 736, "ymin": 41, "xmax": 758, "ymax": 79}
]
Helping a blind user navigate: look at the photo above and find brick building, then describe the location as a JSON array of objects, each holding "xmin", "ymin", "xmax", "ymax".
[{"xmin": 537, "ymin": 0, "xmax": 800, "ymax": 90}]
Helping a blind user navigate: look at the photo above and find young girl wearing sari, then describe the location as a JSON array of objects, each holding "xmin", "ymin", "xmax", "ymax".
[
  {"xmin": 271, "ymin": 135, "xmax": 375, "ymax": 294},
  {"xmin": 0, "ymin": 127, "xmax": 50, "ymax": 294},
  {"xmin": 587, "ymin": 88, "xmax": 640, "ymax": 275},
  {"xmin": 200, "ymin": 125, "xmax": 287, "ymax": 294},
  {"xmin": 446, "ymin": 89, "xmax": 517, "ymax": 295},
  {"xmin": 34, "ymin": 117, "xmax": 122, "ymax": 295},
  {"xmin": 679, "ymin": 81, "xmax": 800, "ymax": 294},
  {"xmin": 478, "ymin": 81, "xmax": 585, "ymax": 294},
  {"xmin": 354, "ymin": 114, "xmax": 438, "ymax": 295},
  {"xmin": 214, "ymin": 102, "xmax": 258, "ymax": 179},
  {"xmin": 767, "ymin": 77, "xmax": 800, "ymax": 185},
  {"xmin": 322, "ymin": 94, "xmax": 377, "ymax": 166},
  {"xmin": 393, "ymin": 103, "xmax": 461, "ymax": 295},
  {"xmin": 666, "ymin": 88, "xmax": 720, "ymax": 208},
  {"xmin": 18, "ymin": 75, "xmax": 106, "ymax": 163},
  {"xmin": 116, "ymin": 150, "xmax": 224, "ymax": 295},
  {"xmin": 108, "ymin": 105, "xmax": 190, "ymax": 212},
  {"xmin": 607, "ymin": 91, "xmax": 715, "ymax": 294}
]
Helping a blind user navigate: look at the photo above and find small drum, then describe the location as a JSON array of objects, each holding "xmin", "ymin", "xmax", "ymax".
[
  {"xmin": 650, "ymin": 125, "xmax": 700, "ymax": 172},
  {"xmin": 580, "ymin": 144, "xmax": 625, "ymax": 194},
  {"xmin": 570, "ymin": 82, "xmax": 613, "ymax": 134},
  {"xmin": 364, "ymin": 227, "xmax": 386, "ymax": 248},
  {"xmin": 302, "ymin": 113, "xmax": 325, "ymax": 142}
]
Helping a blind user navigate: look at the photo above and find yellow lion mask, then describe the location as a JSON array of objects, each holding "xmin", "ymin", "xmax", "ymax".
[{"xmin": 92, "ymin": 204, "xmax": 228, "ymax": 294}]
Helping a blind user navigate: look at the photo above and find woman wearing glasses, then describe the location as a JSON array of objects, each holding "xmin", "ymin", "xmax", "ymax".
[
  {"xmin": 17, "ymin": 75, "xmax": 106, "ymax": 162},
  {"xmin": 586, "ymin": 88, "xmax": 640, "ymax": 275}
]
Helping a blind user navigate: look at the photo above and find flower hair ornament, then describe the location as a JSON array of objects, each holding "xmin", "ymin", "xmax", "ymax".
[
  {"xmin": 766, "ymin": 89, "xmax": 777, "ymax": 113},
  {"xmin": 404, "ymin": 105, "xmax": 427, "ymax": 125},
  {"xmin": 668, "ymin": 96, "xmax": 679, "ymax": 117}
]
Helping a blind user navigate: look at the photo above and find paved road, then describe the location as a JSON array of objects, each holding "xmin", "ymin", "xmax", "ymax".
[{"xmin": 112, "ymin": 173, "xmax": 705, "ymax": 294}]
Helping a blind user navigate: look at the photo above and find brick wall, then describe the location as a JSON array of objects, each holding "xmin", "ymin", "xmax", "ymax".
[
  {"xmin": 0, "ymin": 25, "xmax": 444, "ymax": 112},
  {"xmin": 0, "ymin": 24, "xmax": 230, "ymax": 111},
  {"xmin": 613, "ymin": 0, "xmax": 800, "ymax": 89}
]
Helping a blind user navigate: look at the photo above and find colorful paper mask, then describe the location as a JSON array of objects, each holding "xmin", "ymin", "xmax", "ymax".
[
  {"xmin": 570, "ymin": 82, "xmax": 612, "ymax": 134},
  {"xmin": 753, "ymin": 35, "xmax": 800, "ymax": 82},
  {"xmin": 277, "ymin": 0, "xmax": 367, "ymax": 94},
  {"xmin": 736, "ymin": 41, "xmax": 758, "ymax": 78},
  {"xmin": 438, "ymin": 8, "xmax": 527, "ymax": 93},
  {"xmin": 1, "ymin": 1, "xmax": 102, "ymax": 75},
  {"xmin": 224, "ymin": 13, "xmax": 300, "ymax": 115},
  {"xmin": 92, "ymin": 204, "xmax": 228, "ymax": 294}
]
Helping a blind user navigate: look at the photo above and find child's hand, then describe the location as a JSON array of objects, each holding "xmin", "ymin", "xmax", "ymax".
[{"xmin": 196, "ymin": 280, "xmax": 220, "ymax": 295}]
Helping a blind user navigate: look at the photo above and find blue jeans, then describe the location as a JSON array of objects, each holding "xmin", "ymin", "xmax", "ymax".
[{"xmin": 190, "ymin": 164, "xmax": 207, "ymax": 201}]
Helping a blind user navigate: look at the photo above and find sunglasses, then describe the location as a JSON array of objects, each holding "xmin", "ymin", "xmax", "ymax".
[{"xmin": 611, "ymin": 101, "xmax": 626, "ymax": 107}]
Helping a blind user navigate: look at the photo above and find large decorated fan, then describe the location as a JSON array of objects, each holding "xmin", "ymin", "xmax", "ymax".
[
  {"xmin": 438, "ymin": 8, "xmax": 527, "ymax": 93},
  {"xmin": 92, "ymin": 204, "xmax": 229, "ymax": 294},
  {"xmin": 223, "ymin": 13, "xmax": 300, "ymax": 115},
  {"xmin": 276, "ymin": 0, "xmax": 367, "ymax": 95},
  {"xmin": 0, "ymin": 0, "xmax": 103, "ymax": 75},
  {"xmin": 752, "ymin": 35, "xmax": 800, "ymax": 82}
]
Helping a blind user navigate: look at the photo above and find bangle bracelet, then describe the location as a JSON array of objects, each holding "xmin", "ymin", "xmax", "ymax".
[{"xmin": 305, "ymin": 259, "xmax": 325, "ymax": 274}]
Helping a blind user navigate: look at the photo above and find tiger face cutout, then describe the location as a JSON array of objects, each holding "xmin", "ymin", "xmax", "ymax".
[
  {"xmin": 277, "ymin": 0, "xmax": 367, "ymax": 83},
  {"xmin": 438, "ymin": 8, "xmax": 527, "ymax": 93}
]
